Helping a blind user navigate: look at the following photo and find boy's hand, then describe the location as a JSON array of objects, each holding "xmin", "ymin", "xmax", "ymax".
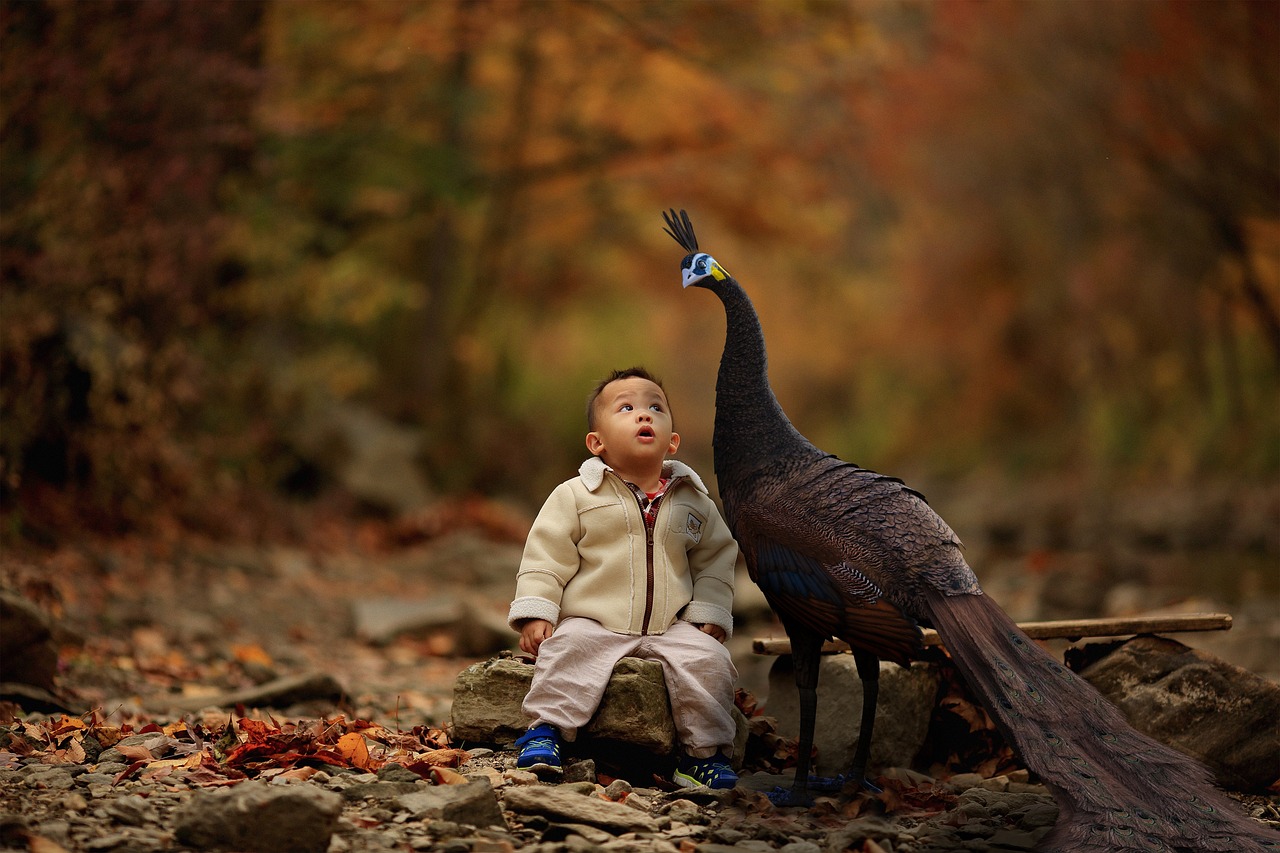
[
  {"xmin": 519, "ymin": 619, "xmax": 555, "ymax": 656},
  {"xmin": 694, "ymin": 623, "xmax": 727, "ymax": 643}
]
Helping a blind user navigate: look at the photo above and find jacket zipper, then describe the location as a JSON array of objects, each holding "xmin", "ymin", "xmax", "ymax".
[
  {"xmin": 638, "ymin": 483, "xmax": 677, "ymax": 635},
  {"xmin": 618, "ymin": 472, "xmax": 682, "ymax": 635}
]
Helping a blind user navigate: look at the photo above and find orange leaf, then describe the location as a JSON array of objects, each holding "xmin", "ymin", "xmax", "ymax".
[
  {"xmin": 429, "ymin": 766, "xmax": 468, "ymax": 785},
  {"xmin": 335, "ymin": 732, "xmax": 372, "ymax": 771},
  {"xmin": 233, "ymin": 644, "xmax": 274, "ymax": 667},
  {"xmin": 277, "ymin": 766, "xmax": 319, "ymax": 782},
  {"xmin": 417, "ymin": 748, "xmax": 470, "ymax": 767}
]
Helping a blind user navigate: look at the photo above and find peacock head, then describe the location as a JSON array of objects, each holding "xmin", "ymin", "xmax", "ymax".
[{"xmin": 662, "ymin": 208, "xmax": 730, "ymax": 289}]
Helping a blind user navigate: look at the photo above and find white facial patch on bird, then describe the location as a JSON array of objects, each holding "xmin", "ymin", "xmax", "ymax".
[{"xmin": 681, "ymin": 253, "xmax": 730, "ymax": 288}]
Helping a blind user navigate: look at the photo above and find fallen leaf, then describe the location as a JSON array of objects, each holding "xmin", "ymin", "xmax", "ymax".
[
  {"xmin": 233, "ymin": 643, "xmax": 274, "ymax": 667},
  {"xmin": 429, "ymin": 766, "xmax": 468, "ymax": 785},
  {"xmin": 277, "ymin": 766, "xmax": 318, "ymax": 782},
  {"xmin": 416, "ymin": 748, "xmax": 469, "ymax": 767},
  {"xmin": 335, "ymin": 732, "xmax": 372, "ymax": 771},
  {"xmin": 115, "ymin": 743, "xmax": 154, "ymax": 762},
  {"xmin": 112, "ymin": 760, "xmax": 145, "ymax": 785}
]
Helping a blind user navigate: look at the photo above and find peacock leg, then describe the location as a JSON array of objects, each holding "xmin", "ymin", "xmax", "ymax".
[
  {"xmin": 849, "ymin": 650, "xmax": 882, "ymax": 793},
  {"xmin": 778, "ymin": 630, "xmax": 823, "ymax": 806}
]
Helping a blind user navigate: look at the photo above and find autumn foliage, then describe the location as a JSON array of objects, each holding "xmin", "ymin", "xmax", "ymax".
[
  {"xmin": 3, "ymin": 0, "xmax": 1276, "ymax": 539},
  {"xmin": 2, "ymin": 709, "xmax": 466, "ymax": 788}
]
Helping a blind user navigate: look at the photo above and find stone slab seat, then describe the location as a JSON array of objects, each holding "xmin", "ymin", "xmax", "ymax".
[{"xmin": 450, "ymin": 655, "xmax": 748, "ymax": 767}]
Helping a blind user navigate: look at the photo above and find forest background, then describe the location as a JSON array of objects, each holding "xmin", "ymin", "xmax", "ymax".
[{"xmin": 3, "ymin": 0, "xmax": 1277, "ymax": 578}]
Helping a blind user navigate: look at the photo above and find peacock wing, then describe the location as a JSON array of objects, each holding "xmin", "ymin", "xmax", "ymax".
[{"xmin": 742, "ymin": 529, "xmax": 922, "ymax": 666}]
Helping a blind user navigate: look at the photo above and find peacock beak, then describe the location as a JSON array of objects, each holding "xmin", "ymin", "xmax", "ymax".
[{"xmin": 681, "ymin": 267, "xmax": 704, "ymax": 288}]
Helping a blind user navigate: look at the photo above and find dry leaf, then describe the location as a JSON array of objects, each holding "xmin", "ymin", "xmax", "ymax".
[
  {"xmin": 277, "ymin": 766, "xmax": 319, "ymax": 782},
  {"xmin": 429, "ymin": 766, "xmax": 468, "ymax": 785},
  {"xmin": 416, "ymin": 748, "xmax": 469, "ymax": 767},
  {"xmin": 115, "ymin": 743, "xmax": 154, "ymax": 762},
  {"xmin": 335, "ymin": 731, "xmax": 372, "ymax": 771},
  {"xmin": 233, "ymin": 643, "xmax": 274, "ymax": 667}
]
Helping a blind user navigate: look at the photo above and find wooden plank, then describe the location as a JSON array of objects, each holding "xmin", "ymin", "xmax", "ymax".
[{"xmin": 750, "ymin": 612, "xmax": 1233, "ymax": 656}]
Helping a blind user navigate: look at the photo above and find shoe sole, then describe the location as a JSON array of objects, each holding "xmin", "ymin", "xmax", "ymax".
[
  {"xmin": 672, "ymin": 769, "xmax": 736, "ymax": 790},
  {"xmin": 520, "ymin": 761, "xmax": 563, "ymax": 779}
]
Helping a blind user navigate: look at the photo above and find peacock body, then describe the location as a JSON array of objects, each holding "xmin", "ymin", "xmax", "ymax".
[{"xmin": 663, "ymin": 208, "xmax": 1276, "ymax": 852}]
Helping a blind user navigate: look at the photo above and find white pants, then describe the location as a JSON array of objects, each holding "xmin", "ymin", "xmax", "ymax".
[{"xmin": 522, "ymin": 616, "xmax": 738, "ymax": 758}]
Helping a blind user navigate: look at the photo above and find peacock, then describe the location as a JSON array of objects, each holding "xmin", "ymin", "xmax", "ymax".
[{"xmin": 662, "ymin": 208, "xmax": 1275, "ymax": 852}]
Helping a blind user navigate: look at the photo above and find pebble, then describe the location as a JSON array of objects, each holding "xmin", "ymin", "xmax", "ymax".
[{"xmin": 2, "ymin": 748, "xmax": 1273, "ymax": 853}]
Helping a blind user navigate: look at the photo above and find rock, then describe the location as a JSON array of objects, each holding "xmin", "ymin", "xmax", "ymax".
[
  {"xmin": 820, "ymin": 816, "xmax": 902, "ymax": 851},
  {"xmin": 172, "ymin": 780, "xmax": 342, "ymax": 852},
  {"xmin": 162, "ymin": 671, "xmax": 346, "ymax": 713},
  {"xmin": 291, "ymin": 401, "xmax": 431, "ymax": 514},
  {"xmin": 0, "ymin": 592, "xmax": 59, "ymax": 691},
  {"xmin": 502, "ymin": 785, "xmax": 659, "ymax": 833},
  {"xmin": 352, "ymin": 594, "xmax": 515, "ymax": 654},
  {"xmin": 765, "ymin": 656, "xmax": 940, "ymax": 776},
  {"xmin": 987, "ymin": 827, "xmax": 1038, "ymax": 849},
  {"xmin": 451, "ymin": 657, "xmax": 678, "ymax": 755},
  {"xmin": 395, "ymin": 780, "xmax": 505, "ymax": 828},
  {"xmin": 102, "ymin": 794, "xmax": 158, "ymax": 826},
  {"xmin": 0, "ymin": 682, "xmax": 79, "ymax": 714},
  {"xmin": 1079, "ymin": 635, "xmax": 1280, "ymax": 791}
]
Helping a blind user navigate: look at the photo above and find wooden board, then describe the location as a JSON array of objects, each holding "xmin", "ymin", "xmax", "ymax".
[{"xmin": 750, "ymin": 612, "xmax": 1233, "ymax": 655}]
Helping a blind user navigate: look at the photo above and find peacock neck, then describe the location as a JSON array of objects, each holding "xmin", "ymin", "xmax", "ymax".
[{"xmin": 711, "ymin": 278, "xmax": 809, "ymax": 480}]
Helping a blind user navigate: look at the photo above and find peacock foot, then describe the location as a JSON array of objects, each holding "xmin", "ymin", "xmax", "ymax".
[{"xmin": 765, "ymin": 785, "xmax": 817, "ymax": 807}]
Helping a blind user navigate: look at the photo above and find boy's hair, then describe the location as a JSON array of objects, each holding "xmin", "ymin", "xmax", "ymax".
[{"xmin": 586, "ymin": 367, "xmax": 669, "ymax": 430}]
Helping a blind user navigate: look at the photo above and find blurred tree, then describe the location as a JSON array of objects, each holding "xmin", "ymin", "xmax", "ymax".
[
  {"xmin": 1, "ymin": 0, "xmax": 264, "ymax": 534},
  {"xmin": 221, "ymin": 0, "xmax": 860, "ymax": 499},
  {"xmin": 2, "ymin": 0, "xmax": 1274, "ymax": 540},
  {"xmin": 830, "ymin": 0, "xmax": 1279, "ymax": 479}
]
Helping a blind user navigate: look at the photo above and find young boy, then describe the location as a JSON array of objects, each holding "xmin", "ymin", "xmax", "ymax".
[{"xmin": 508, "ymin": 367, "xmax": 740, "ymax": 789}]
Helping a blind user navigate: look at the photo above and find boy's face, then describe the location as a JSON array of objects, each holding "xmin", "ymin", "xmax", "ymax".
[{"xmin": 586, "ymin": 376, "xmax": 680, "ymax": 470}]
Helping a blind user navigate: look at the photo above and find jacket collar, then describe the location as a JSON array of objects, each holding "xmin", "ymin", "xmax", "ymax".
[{"xmin": 578, "ymin": 456, "xmax": 708, "ymax": 495}]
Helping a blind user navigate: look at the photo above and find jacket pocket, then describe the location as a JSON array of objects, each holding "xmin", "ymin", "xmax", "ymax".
[{"xmin": 670, "ymin": 506, "xmax": 706, "ymax": 545}]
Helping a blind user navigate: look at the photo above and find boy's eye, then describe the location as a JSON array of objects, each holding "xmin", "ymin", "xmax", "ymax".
[
  {"xmin": 620, "ymin": 404, "xmax": 632, "ymax": 412},
  {"xmin": 650, "ymin": 404, "xmax": 662, "ymax": 412}
]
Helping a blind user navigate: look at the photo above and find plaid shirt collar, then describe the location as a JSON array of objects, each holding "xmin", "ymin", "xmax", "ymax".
[{"xmin": 624, "ymin": 478, "xmax": 671, "ymax": 525}]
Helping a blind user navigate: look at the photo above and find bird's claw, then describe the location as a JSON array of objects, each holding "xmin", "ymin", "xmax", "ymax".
[
  {"xmin": 765, "ymin": 772, "xmax": 881, "ymax": 806},
  {"xmin": 765, "ymin": 786, "xmax": 815, "ymax": 807}
]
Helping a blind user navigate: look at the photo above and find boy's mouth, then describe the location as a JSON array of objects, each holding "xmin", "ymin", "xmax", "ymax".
[{"xmin": 637, "ymin": 427, "xmax": 655, "ymax": 439}]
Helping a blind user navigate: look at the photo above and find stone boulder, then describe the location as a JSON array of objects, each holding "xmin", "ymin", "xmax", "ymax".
[
  {"xmin": 0, "ymin": 591, "xmax": 59, "ymax": 692},
  {"xmin": 450, "ymin": 656, "xmax": 748, "ymax": 763},
  {"xmin": 395, "ymin": 780, "xmax": 505, "ymax": 828},
  {"xmin": 503, "ymin": 784, "xmax": 660, "ymax": 833},
  {"xmin": 351, "ymin": 594, "xmax": 515, "ymax": 654},
  {"xmin": 172, "ymin": 781, "xmax": 342, "ymax": 853},
  {"xmin": 1078, "ymin": 635, "xmax": 1280, "ymax": 792},
  {"xmin": 765, "ymin": 656, "xmax": 940, "ymax": 777}
]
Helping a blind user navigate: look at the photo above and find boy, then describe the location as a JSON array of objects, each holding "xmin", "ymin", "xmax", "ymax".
[{"xmin": 508, "ymin": 367, "xmax": 740, "ymax": 789}]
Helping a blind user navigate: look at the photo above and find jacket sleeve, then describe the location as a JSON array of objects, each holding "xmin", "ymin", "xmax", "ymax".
[
  {"xmin": 680, "ymin": 497, "xmax": 738, "ymax": 637},
  {"xmin": 507, "ymin": 481, "xmax": 582, "ymax": 629}
]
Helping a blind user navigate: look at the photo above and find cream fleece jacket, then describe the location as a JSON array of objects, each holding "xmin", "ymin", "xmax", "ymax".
[{"xmin": 508, "ymin": 457, "xmax": 738, "ymax": 637}]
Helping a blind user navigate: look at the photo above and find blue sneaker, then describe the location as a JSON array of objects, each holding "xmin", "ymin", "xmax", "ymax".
[
  {"xmin": 673, "ymin": 752, "xmax": 738, "ymax": 790},
  {"xmin": 514, "ymin": 724, "xmax": 562, "ymax": 776}
]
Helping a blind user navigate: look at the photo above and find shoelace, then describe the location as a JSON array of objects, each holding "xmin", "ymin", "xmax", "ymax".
[
  {"xmin": 683, "ymin": 758, "xmax": 733, "ymax": 784},
  {"xmin": 518, "ymin": 735, "xmax": 559, "ymax": 758}
]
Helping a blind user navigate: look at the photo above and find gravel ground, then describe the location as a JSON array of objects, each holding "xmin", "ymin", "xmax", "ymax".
[{"xmin": 2, "ymin": 527, "xmax": 1277, "ymax": 852}]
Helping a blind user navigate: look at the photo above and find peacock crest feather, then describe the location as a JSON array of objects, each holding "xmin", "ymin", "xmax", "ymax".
[{"xmin": 662, "ymin": 208, "xmax": 698, "ymax": 253}]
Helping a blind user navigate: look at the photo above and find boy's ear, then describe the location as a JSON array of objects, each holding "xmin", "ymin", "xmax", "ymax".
[
  {"xmin": 585, "ymin": 432, "xmax": 605, "ymax": 456},
  {"xmin": 667, "ymin": 432, "xmax": 681, "ymax": 455}
]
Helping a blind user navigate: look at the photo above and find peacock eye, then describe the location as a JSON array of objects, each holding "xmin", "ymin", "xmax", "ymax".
[{"xmin": 694, "ymin": 256, "xmax": 709, "ymax": 273}]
